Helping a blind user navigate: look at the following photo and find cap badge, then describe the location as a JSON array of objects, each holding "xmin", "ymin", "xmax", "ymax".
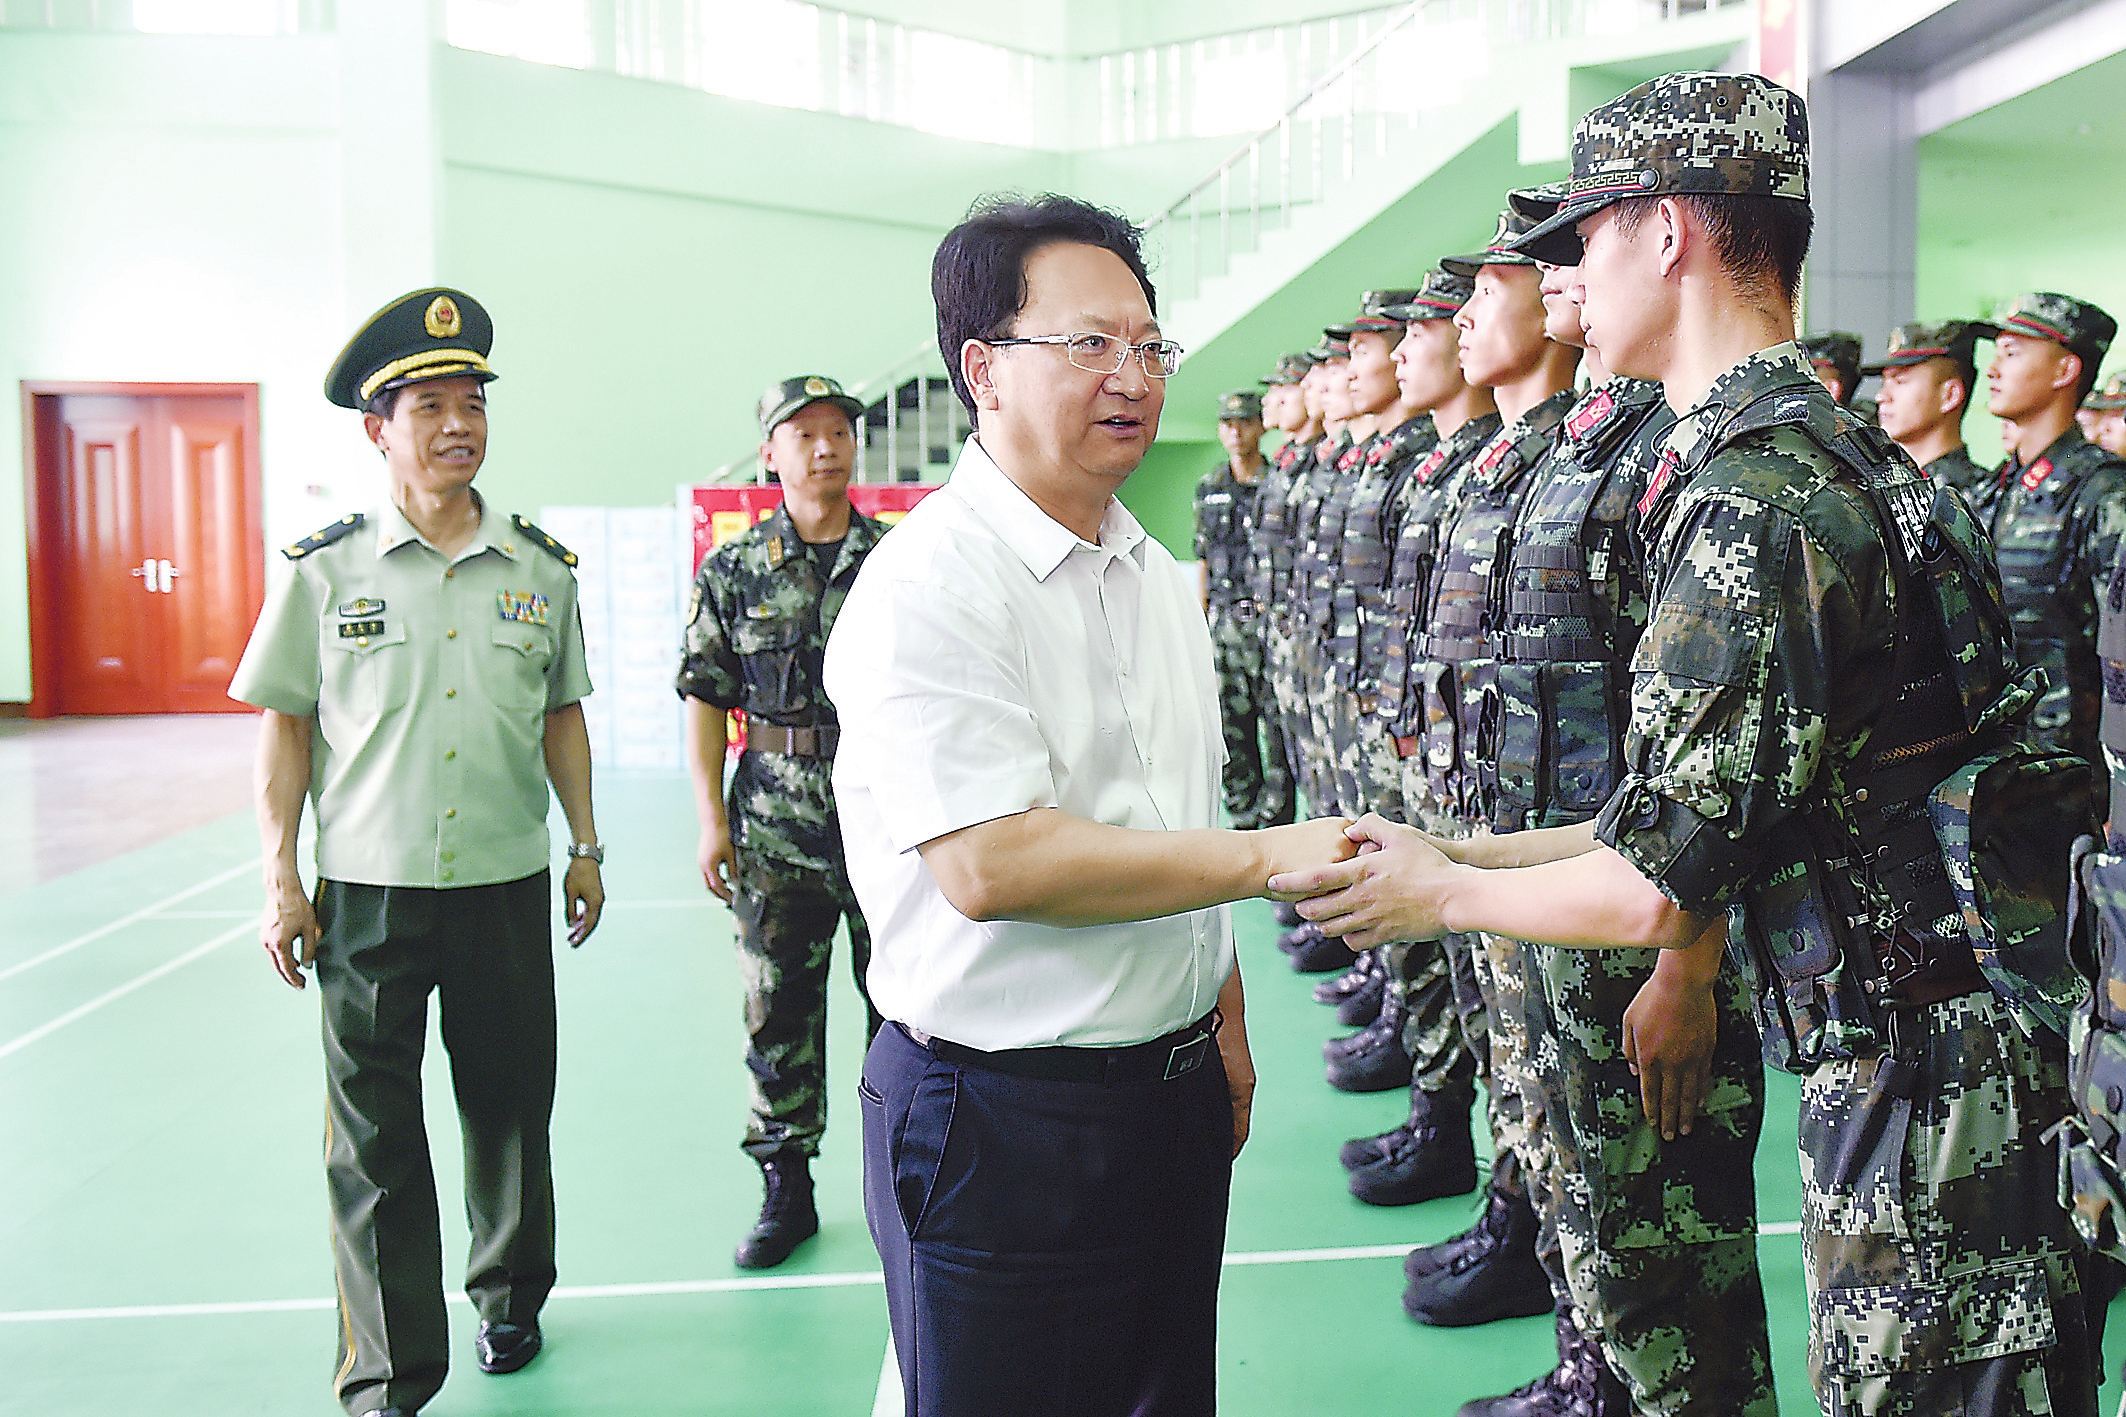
[
  {"xmin": 424, "ymin": 295, "xmax": 463, "ymax": 339},
  {"xmin": 804, "ymin": 377, "xmax": 830, "ymax": 397}
]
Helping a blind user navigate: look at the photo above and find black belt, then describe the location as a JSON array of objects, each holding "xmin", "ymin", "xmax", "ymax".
[
  {"xmin": 901, "ymin": 1011, "xmax": 1220, "ymax": 1085},
  {"xmin": 747, "ymin": 723, "xmax": 838, "ymax": 756}
]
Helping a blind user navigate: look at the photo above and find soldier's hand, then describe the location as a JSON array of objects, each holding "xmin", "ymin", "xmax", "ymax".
[
  {"xmin": 699, "ymin": 822, "xmax": 737, "ymax": 904},
  {"xmin": 1269, "ymin": 814, "xmax": 1461, "ymax": 950},
  {"xmin": 563, "ymin": 858, "xmax": 604, "ymax": 947},
  {"xmin": 1622, "ymin": 964, "xmax": 1717, "ymax": 1140},
  {"xmin": 261, "ymin": 873, "xmax": 320, "ymax": 990}
]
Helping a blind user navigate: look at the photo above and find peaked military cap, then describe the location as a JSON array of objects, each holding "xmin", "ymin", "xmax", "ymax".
[
  {"xmin": 2088, "ymin": 371, "xmax": 2126, "ymax": 412},
  {"xmin": 1262, "ymin": 353, "xmax": 1312, "ymax": 386},
  {"xmin": 758, "ymin": 375, "xmax": 865, "ymax": 438},
  {"xmin": 1800, "ymin": 333, "xmax": 1863, "ymax": 380},
  {"xmin": 1996, "ymin": 292, "xmax": 2118, "ymax": 373},
  {"xmin": 1349, "ymin": 289, "xmax": 1423, "ymax": 333},
  {"xmin": 1513, "ymin": 71, "xmax": 1809, "ymax": 265},
  {"xmin": 1861, "ymin": 319, "xmax": 1999, "ymax": 377},
  {"xmin": 325, "ymin": 288, "xmax": 497, "ymax": 410},
  {"xmin": 1506, "ymin": 181, "xmax": 1569, "ymax": 229},
  {"xmin": 1218, "ymin": 390, "xmax": 1265, "ymax": 421},
  {"xmin": 1312, "ymin": 333, "xmax": 1352, "ymax": 361},
  {"xmin": 1441, "ymin": 207, "xmax": 1544, "ymax": 277},
  {"xmin": 1380, "ymin": 270, "xmax": 1476, "ymax": 323}
]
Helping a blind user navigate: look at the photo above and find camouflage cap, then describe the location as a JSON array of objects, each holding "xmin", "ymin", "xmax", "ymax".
[
  {"xmin": 1261, "ymin": 353, "xmax": 1312, "ymax": 386},
  {"xmin": 2088, "ymin": 371, "xmax": 2126, "ymax": 412},
  {"xmin": 1860, "ymin": 319, "xmax": 1999, "ymax": 377},
  {"xmin": 1512, "ymin": 71, "xmax": 1809, "ymax": 266},
  {"xmin": 1799, "ymin": 333, "xmax": 1863, "ymax": 382},
  {"xmin": 1380, "ymin": 269, "xmax": 1476, "ymax": 323},
  {"xmin": 1505, "ymin": 181, "xmax": 1570, "ymax": 231},
  {"xmin": 1312, "ymin": 333, "xmax": 1352, "ymax": 361},
  {"xmin": 758, "ymin": 374, "xmax": 864, "ymax": 438},
  {"xmin": 1349, "ymin": 288, "xmax": 1424, "ymax": 334},
  {"xmin": 1996, "ymin": 292, "xmax": 2118, "ymax": 372},
  {"xmin": 1219, "ymin": 389, "xmax": 1265, "ymax": 421},
  {"xmin": 1441, "ymin": 206, "xmax": 1544, "ymax": 277}
]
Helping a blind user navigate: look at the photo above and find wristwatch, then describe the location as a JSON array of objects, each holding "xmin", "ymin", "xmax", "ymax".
[{"xmin": 567, "ymin": 841, "xmax": 606, "ymax": 864}]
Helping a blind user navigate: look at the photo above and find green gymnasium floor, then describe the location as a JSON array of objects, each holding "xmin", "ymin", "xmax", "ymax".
[{"xmin": 2, "ymin": 769, "xmax": 2120, "ymax": 1416}]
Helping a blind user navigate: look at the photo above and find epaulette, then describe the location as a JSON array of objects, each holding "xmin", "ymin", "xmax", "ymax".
[
  {"xmin": 511, "ymin": 513, "xmax": 579, "ymax": 568},
  {"xmin": 283, "ymin": 513, "xmax": 363, "ymax": 560}
]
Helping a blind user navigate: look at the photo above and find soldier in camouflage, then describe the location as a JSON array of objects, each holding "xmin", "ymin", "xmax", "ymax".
[
  {"xmin": 1195, "ymin": 389, "xmax": 1294, "ymax": 831},
  {"xmin": 1255, "ymin": 354, "xmax": 1318, "ymax": 930},
  {"xmin": 1983, "ymin": 293, "xmax": 2126, "ymax": 784},
  {"xmin": 678, "ymin": 375, "xmax": 887, "ymax": 1270},
  {"xmin": 2089, "ymin": 372, "xmax": 2126, "ymax": 457},
  {"xmin": 1278, "ymin": 71, "xmax": 2100, "ymax": 1417},
  {"xmin": 1868, "ymin": 320, "xmax": 1999, "ymax": 504}
]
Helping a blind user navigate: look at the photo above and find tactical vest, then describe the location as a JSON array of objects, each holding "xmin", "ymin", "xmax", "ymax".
[
  {"xmin": 2103, "ymin": 556, "xmax": 2126, "ymax": 837},
  {"xmin": 1339, "ymin": 416, "xmax": 1439, "ymax": 696},
  {"xmin": 1413, "ymin": 392, "xmax": 1574, "ymax": 826},
  {"xmin": 1284, "ymin": 436, "xmax": 1345, "ymax": 635},
  {"xmin": 1377, "ymin": 413, "xmax": 1502, "ymax": 741},
  {"xmin": 1263, "ymin": 443, "xmax": 1314, "ymax": 626},
  {"xmin": 1195, "ymin": 466, "xmax": 1260, "ymax": 609},
  {"xmin": 1487, "ymin": 380, "xmax": 1671, "ymax": 832},
  {"xmin": 1249, "ymin": 446, "xmax": 1301, "ymax": 611},
  {"xmin": 1690, "ymin": 395, "xmax": 2092, "ymax": 1076},
  {"xmin": 1305, "ymin": 435, "xmax": 1373, "ymax": 638}
]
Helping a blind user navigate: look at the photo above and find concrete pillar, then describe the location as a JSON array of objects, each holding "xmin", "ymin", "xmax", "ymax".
[{"xmin": 1804, "ymin": 66, "xmax": 1917, "ymax": 346}]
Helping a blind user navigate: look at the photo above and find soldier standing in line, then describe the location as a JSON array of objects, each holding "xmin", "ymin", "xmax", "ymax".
[
  {"xmin": 1269, "ymin": 355, "xmax": 1333, "ymax": 953},
  {"xmin": 1256, "ymin": 354, "xmax": 1321, "ymax": 939},
  {"xmin": 1869, "ymin": 319, "xmax": 1999, "ymax": 504},
  {"xmin": 231, "ymin": 289, "xmax": 603, "ymax": 1417},
  {"xmin": 1983, "ymin": 293, "xmax": 2126, "ymax": 780},
  {"xmin": 679, "ymin": 375, "xmax": 887, "ymax": 1270},
  {"xmin": 1801, "ymin": 330, "xmax": 1874, "ymax": 423},
  {"xmin": 2086, "ymin": 371, "xmax": 2126, "ymax": 457},
  {"xmin": 1280, "ymin": 71, "xmax": 2102, "ymax": 1417},
  {"xmin": 1194, "ymin": 389, "xmax": 1294, "ymax": 831}
]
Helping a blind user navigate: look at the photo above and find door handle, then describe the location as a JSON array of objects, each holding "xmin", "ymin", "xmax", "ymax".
[
  {"xmin": 130, "ymin": 558, "xmax": 159, "ymax": 592},
  {"xmin": 157, "ymin": 559, "xmax": 179, "ymax": 594}
]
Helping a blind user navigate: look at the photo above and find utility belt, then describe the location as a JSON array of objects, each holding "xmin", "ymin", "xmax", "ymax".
[
  {"xmin": 899, "ymin": 1010, "xmax": 1220, "ymax": 1085},
  {"xmin": 746, "ymin": 723, "xmax": 840, "ymax": 757}
]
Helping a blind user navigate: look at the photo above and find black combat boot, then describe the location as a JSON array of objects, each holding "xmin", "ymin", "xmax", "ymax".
[
  {"xmin": 1274, "ymin": 900, "xmax": 1303, "ymax": 929},
  {"xmin": 1323, "ymin": 992, "xmax": 1413, "ymax": 1092},
  {"xmin": 1455, "ymin": 1308, "xmax": 1630, "ymax": 1416},
  {"xmin": 1289, "ymin": 928, "xmax": 1360, "ymax": 973},
  {"xmin": 733, "ymin": 1150, "xmax": 819, "ymax": 1270},
  {"xmin": 1348, "ymin": 1088, "xmax": 1477, "ymax": 1205},
  {"xmin": 1278, "ymin": 920, "xmax": 1320, "ymax": 955},
  {"xmin": 1403, "ymin": 1177, "xmax": 1553, "ymax": 1326},
  {"xmin": 1313, "ymin": 949, "xmax": 1380, "ymax": 1005}
]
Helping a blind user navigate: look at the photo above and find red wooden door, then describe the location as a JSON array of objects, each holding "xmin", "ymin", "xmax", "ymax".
[{"xmin": 27, "ymin": 386, "xmax": 263, "ymax": 715}]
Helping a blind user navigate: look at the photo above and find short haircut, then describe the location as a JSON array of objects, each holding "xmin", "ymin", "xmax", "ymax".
[
  {"xmin": 365, "ymin": 385, "xmax": 404, "ymax": 420},
  {"xmin": 932, "ymin": 192, "xmax": 1158, "ymax": 413},
  {"xmin": 1613, "ymin": 193, "xmax": 1813, "ymax": 305}
]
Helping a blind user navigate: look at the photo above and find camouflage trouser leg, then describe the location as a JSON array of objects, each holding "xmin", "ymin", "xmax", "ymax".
[
  {"xmin": 1475, "ymin": 931, "xmax": 1565, "ymax": 1296},
  {"xmin": 732, "ymin": 856, "xmax": 877, "ymax": 1162},
  {"xmin": 1210, "ymin": 608, "xmax": 1292, "ymax": 829},
  {"xmin": 1274, "ymin": 624, "xmax": 1324, "ymax": 817},
  {"xmin": 1389, "ymin": 938, "xmax": 1475, "ymax": 1099},
  {"xmin": 1799, "ymin": 990, "xmax": 2096, "ymax": 1417},
  {"xmin": 1529, "ymin": 940, "xmax": 1777, "ymax": 1415},
  {"xmin": 1353, "ymin": 716, "xmax": 1405, "ymax": 826},
  {"xmin": 1304, "ymin": 643, "xmax": 1342, "ymax": 817}
]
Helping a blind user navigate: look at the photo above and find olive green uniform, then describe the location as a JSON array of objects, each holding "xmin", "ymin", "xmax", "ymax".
[{"xmin": 231, "ymin": 497, "xmax": 592, "ymax": 1417}]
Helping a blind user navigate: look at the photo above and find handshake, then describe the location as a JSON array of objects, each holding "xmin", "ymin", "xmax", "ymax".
[{"xmin": 1255, "ymin": 813, "xmax": 1469, "ymax": 950}]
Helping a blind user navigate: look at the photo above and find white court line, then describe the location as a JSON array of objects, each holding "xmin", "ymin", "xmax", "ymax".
[
  {"xmin": 0, "ymin": 856, "xmax": 260, "ymax": 987},
  {"xmin": 0, "ymin": 922, "xmax": 251, "ymax": 1064},
  {"xmin": 0, "ymin": 1227, "xmax": 1809, "ymax": 1325},
  {"xmin": 152, "ymin": 910, "xmax": 257, "ymax": 920}
]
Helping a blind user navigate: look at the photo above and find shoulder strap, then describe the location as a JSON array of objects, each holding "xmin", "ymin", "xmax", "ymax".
[
  {"xmin": 510, "ymin": 513, "xmax": 579, "ymax": 568},
  {"xmin": 283, "ymin": 512, "xmax": 364, "ymax": 560}
]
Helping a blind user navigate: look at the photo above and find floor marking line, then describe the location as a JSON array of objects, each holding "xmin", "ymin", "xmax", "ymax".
[
  {"xmin": 151, "ymin": 910, "xmax": 257, "ymax": 920},
  {"xmin": 0, "ymin": 1226, "xmax": 1810, "ymax": 1323},
  {"xmin": 601, "ymin": 900, "xmax": 715, "ymax": 909},
  {"xmin": 0, "ymin": 856, "xmax": 260, "ymax": 987},
  {"xmin": 0, "ymin": 923, "xmax": 252, "ymax": 1064}
]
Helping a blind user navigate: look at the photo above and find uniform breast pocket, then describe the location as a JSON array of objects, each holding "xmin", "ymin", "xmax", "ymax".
[
  {"xmin": 489, "ymin": 622, "xmax": 554, "ymax": 711},
  {"xmin": 732, "ymin": 614, "xmax": 809, "ymax": 719},
  {"xmin": 322, "ymin": 625, "xmax": 412, "ymax": 719}
]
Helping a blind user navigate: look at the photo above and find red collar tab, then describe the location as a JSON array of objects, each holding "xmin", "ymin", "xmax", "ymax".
[
  {"xmin": 2020, "ymin": 456, "xmax": 2054, "ymax": 492},
  {"xmin": 1472, "ymin": 431, "xmax": 1515, "ymax": 480},
  {"xmin": 1564, "ymin": 388, "xmax": 1615, "ymax": 441},
  {"xmin": 1637, "ymin": 449, "xmax": 1681, "ymax": 517},
  {"xmin": 1337, "ymin": 444, "xmax": 1366, "ymax": 472},
  {"xmin": 1414, "ymin": 447, "xmax": 1450, "ymax": 485}
]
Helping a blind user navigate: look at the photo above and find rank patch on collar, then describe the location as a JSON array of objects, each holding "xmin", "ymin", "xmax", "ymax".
[
  {"xmin": 1565, "ymin": 388, "xmax": 1614, "ymax": 441},
  {"xmin": 2020, "ymin": 457, "xmax": 2054, "ymax": 492},
  {"xmin": 337, "ymin": 597, "xmax": 385, "ymax": 617},
  {"xmin": 1638, "ymin": 449, "xmax": 1681, "ymax": 517},
  {"xmin": 497, "ymin": 590, "xmax": 549, "ymax": 625},
  {"xmin": 1413, "ymin": 447, "xmax": 1450, "ymax": 484}
]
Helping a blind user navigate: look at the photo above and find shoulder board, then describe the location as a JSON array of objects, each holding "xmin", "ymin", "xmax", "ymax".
[
  {"xmin": 510, "ymin": 513, "xmax": 579, "ymax": 568},
  {"xmin": 283, "ymin": 512, "xmax": 363, "ymax": 560}
]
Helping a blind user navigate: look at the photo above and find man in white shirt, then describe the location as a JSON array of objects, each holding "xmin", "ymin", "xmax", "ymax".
[{"xmin": 825, "ymin": 193, "xmax": 1355, "ymax": 1417}]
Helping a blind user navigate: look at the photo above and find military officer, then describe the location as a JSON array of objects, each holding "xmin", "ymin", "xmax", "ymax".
[
  {"xmin": 1868, "ymin": 319, "xmax": 1999, "ymax": 502},
  {"xmin": 1279, "ymin": 70, "xmax": 2101, "ymax": 1417},
  {"xmin": 1195, "ymin": 388, "xmax": 1294, "ymax": 830},
  {"xmin": 231, "ymin": 288, "xmax": 602, "ymax": 1417},
  {"xmin": 1984, "ymin": 292, "xmax": 2126, "ymax": 781},
  {"xmin": 679, "ymin": 375, "xmax": 887, "ymax": 1269}
]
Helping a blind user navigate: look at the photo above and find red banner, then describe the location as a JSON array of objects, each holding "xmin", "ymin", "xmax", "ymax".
[
  {"xmin": 687, "ymin": 483, "xmax": 939, "ymax": 572},
  {"xmin": 1757, "ymin": 0, "xmax": 1802, "ymax": 94}
]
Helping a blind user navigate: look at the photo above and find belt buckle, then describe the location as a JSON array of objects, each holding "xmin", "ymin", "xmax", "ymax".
[{"xmin": 1164, "ymin": 1032, "xmax": 1210, "ymax": 1081}]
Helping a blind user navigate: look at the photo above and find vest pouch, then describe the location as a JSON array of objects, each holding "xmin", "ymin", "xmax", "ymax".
[
  {"xmin": 2058, "ymin": 843, "xmax": 2126, "ymax": 1263},
  {"xmin": 1419, "ymin": 660, "xmax": 1461, "ymax": 811},
  {"xmin": 1491, "ymin": 662, "xmax": 1543, "ymax": 829},
  {"xmin": 1739, "ymin": 852, "xmax": 1872, "ymax": 1075},
  {"xmin": 1929, "ymin": 742, "xmax": 2097, "ymax": 1038},
  {"xmin": 1542, "ymin": 659, "xmax": 1623, "ymax": 817}
]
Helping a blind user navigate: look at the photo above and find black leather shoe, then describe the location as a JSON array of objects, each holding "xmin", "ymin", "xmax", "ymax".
[
  {"xmin": 1324, "ymin": 995, "xmax": 1413, "ymax": 1092},
  {"xmin": 1290, "ymin": 929, "xmax": 1360, "ymax": 973},
  {"xmin": 1403, "ymin": 1181, "xmax": 1552, "ymax": 1326},
  {"xmin": 1455, "ymin": 1309, "xmax": 1630, "ymax": 1415},
  {"xmin": 1349, "ymin": 1095, "xmax": 1476, "ymax": 1206},
  {"xmin": 1313, "ymin": 949, "xmax": 1379, "ymax": 1006},
  {"xmin": 734, "ymin": 1150, "xmax": 819, "ymax": 1270},
  {"xmin": 474, "ymin": 1320, "xmax": 542, "ymax": 1374}
]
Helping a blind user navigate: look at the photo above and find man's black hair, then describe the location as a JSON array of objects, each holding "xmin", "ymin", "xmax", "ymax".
[
  {"xmin": 365, "ymin": 385, "xmax": 404, "ymax": 420},
  {"xmin": 932, "ymin": 192, "xmax": 1157, "ymax": 414},
  {"xmin": 1614, "ymin": 193, "xmax": 1814, "ymax": 306}
]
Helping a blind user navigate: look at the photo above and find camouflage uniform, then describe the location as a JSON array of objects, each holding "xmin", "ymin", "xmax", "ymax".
[
  {"xmin": 1289, "ymin": 425, "xmax": 1351, "ymax": 814},
  {"xmin": 1926, "ymin": 447, "xmax": 1995, "ymax": 502},
  {"xmin": 677, "ymin": 502, "xmax": 885, "ymax": 1161},
  {"xmin": 1308, "ymin": 429, "xmax": 1376, "ymax": 818},
  {"xmin": 1263, "ymin": 435, "xmax": 1321, "ymax": 818},
  {"xmin": 1863, "ymin": 319, "xmax": 2001, "ymax": 507},
  {"xmin": 1984, "ymin": 294, "xmax": 2126, "ymax": 779},
  {"xmin": 1195, "ymin": 444, "xmax": 1293, "ymax": 830},
  {"xmin": 1493, "ymin": 374, "xmax": 1778, "ymax": 1414},
  {"xmin": 1342, "ymin": 412, "xmax": 1438, "ymax": 819}
]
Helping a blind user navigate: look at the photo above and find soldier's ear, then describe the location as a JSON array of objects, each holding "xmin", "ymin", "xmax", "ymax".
[
  {"xmin": 2054, "ymin": 349, "xmax": 2084, "ymax": 396},
  {"xmin": 1653, "ymin": 197, "xmax": 1689, "ymax": 280}
]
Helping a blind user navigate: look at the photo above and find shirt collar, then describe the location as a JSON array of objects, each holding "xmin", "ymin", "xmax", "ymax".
[
  {"xmin": 374, "ymin": 491, "xmax": 513, "ymax": 562},
  {"xmin": 1662, "ymin": 342, "xmax": 1818, "ymax": 472},
  {"xmin": 948, "ymin": 437, "xmax": 1147, "ymax": 581}
]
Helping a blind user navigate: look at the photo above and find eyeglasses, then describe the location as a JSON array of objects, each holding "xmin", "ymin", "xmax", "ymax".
[{"xmin": 984, "ymin": 332, "xmax": 1185, "ymax": 379}]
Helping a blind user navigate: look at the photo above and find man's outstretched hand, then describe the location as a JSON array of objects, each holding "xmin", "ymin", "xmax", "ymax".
[
  {"xmin": 1266, "ymin": 813, "xmax": 1464, "ymax": 949},
  {"xmin": 1254, "ymin": 816, "xmax": 1361, "ymax": 891}
]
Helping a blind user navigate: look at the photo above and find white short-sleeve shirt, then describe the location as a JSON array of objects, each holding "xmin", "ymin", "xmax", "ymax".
[{"xmin": 824, "ymin": 437, "xmax": 1234, "ymax": 1050}]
